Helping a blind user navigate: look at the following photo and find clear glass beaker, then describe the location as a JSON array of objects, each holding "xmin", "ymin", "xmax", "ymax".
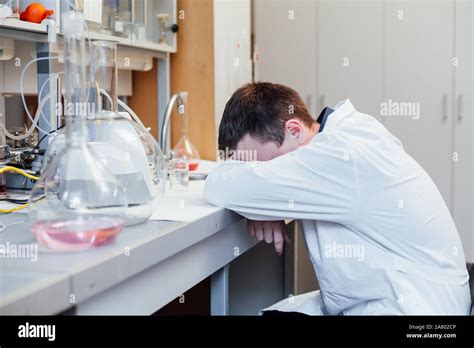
[
  {"xmin": 172, "ymin": 92, "xmax": 201, "ymax": 171},
  {"xmin": 169, "ymin": 153, "xmax": 189, "ymax": 191},
  {"xmin": 0, "ymin": 0, "xmax": 19, "ymax": 19},
  {"xmin": 29, "ymin": 11, "xmax": 127, "ymax": 252}
]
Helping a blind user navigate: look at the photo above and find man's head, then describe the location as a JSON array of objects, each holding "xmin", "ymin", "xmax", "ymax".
[{"xmin": 218, "ymin": 82, "xmax": 318, "ymax": 161}]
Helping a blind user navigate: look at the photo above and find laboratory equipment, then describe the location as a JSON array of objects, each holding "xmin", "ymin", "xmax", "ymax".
[
  {"xmin": 87, "ymin": 40, "xmax": 166, "ymax": 225},
  {"xmin": 160, "ymin": 92, "xmax": 200, "ymax": 171},
  {"xmin": 0, "ymin": 0, "xmax": 19, "ymax": 18},
  {"xmin": 100, "ymin": 1, "xmax": 116, "ymax": 35},
  {"xmin": 41, "ymin": 38, "xmax": 166, "ymax": 226},
  {"xmin": 168, "ymin": 154, "xmax": 189, "ymax": 191},
  {"xmin": 131, "ymin": 0, "xmax": 146, "ymax": 41},
  {"xmin": 156, "ymin": 13, "xmax": 179, "ymax": 44},
  {"xmin": 28, "ymin": 11, "xmax": 127, "ymax": 252}
]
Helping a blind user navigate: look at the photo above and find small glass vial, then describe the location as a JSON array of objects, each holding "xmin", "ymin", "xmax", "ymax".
[{"xmin": 169, "ymin": 153, "xmax": 189, "ymax": 192}]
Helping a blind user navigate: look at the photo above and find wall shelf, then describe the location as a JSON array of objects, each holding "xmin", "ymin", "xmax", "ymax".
[
  {"xmin": 0, "ymin": 19, "xmax": 175, "ymax": 54},
  {"xmin": 0, "ymin": 18, "xmax": 50, "ymax": 42}
]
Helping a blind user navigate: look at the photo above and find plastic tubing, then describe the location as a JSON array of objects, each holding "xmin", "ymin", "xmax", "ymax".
[
  {"xmin": 3, "ymin": 94, "xmax": 52, "ymax": 141},
  {"xmin": 20, "ymin": 56, "xmax": 59, "ymax": 136},
  {"xmin": 99, "ymin": 88, "xmax": 149, "ymax": 133}
]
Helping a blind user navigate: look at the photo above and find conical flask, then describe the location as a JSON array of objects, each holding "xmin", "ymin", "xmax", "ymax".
[
  {"xmin": 171, "ymin": 92, "xmax": 200, "ymax": 171},
  {"xmin": 28, "ymin": 11, "xmax": 127, "ymax": 252}
]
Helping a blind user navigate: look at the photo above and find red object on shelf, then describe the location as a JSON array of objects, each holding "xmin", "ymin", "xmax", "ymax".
[{"xmin": 20, "ymin": 3, "xmax": 54, "ymax": 24}]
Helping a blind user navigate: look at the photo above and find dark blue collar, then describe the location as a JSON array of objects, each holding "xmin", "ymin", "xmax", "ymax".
[{"xmin": 316, "ymin": 106, "xmax": 334, "ymax": 133}]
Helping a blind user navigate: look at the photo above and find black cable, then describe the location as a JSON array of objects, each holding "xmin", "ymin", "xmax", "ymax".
[
  {"xmin": 35, "ymin": 125, "xmax": 65, "ymax": 150},
  {"xmin": 1, "ymin": 199, "xmax": 29, "ymax": 205}
]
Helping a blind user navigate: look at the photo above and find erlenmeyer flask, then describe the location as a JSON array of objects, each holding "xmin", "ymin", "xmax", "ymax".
[
  {"xmin": 29, "ymin": 11, "xmax": 127, "ymax": 252},
  {"xmin": 172, "ymin": 92, "xmax": 200, "ymax": 171}
]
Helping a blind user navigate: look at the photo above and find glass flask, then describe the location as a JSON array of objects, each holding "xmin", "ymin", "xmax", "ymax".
[
  {"xmin": 29, "ymin": 11, "xmax": 127, "ymax": 252},
  {"xmin": 172, "ymin": 92, "xmax": 200, "ymax": 171},
  {"xmin": 168, "ymin": 152, "xmax": 189, "ymax": 191},
  {"xmin": 87, "ymin": 40, "xmax": 166, "ymax": 226},
  {"xmin": 100, "ymin": 0, "xmax": 117, "ymax": 35},
  {"xmin": 0, "ymin": 0, "xmax": 19, "ymax": 19}
]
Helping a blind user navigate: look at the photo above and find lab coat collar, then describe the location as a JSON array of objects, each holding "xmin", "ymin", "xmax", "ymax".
[{"xmin": 321, "ymin": 99, "xmax": 355, "ymax": 132}]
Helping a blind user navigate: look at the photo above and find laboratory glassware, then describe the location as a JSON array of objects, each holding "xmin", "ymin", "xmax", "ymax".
[
  {"xmin": 169, "ymin": 153, "xmax": 189, "ymax": 191},
  {"xmin": 170, "ymin": 92, "xmax": 200, "ymax": 171},
  {"xmin": 0, "ymin": 0, "xmax": 19, "ymax": 19},
  {"xmin": 29, "ymin": 11, "xmax": 127, "ymax": 252},
  {"xmin": 87, "ymin": 40, "xmax": 166, "ymax": 225},
  {"xmin": 100, "ymin": 0, "xmax": 117, "ymax": 35}
]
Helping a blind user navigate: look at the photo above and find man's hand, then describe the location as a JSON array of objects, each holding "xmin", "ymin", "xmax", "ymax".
[{"xmin": 247, "ymin": 220, "xmax": 291, "ymax": 255}]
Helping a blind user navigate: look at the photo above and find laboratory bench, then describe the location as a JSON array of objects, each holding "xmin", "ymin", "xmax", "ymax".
[{"xmin": 0, "ymin": 162, "xmax": 291, "ymax": 315}]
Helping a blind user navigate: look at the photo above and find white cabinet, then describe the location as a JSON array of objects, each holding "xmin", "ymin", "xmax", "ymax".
[
  {"xmin": 453, "ymin": 0, "xmax": 473, "ymax": 262},
  {"xmin": 214, "ymin": 0, "xmax": 252, "ymax": 127},
  {"xmin": 318, "ymin": 0, "xmax": 384, "ymax": 119},
  {"xmin": 383, "ymin": 0, "xmax": 455, "ymax": 207},
  {"xmin": 253, "ymin": 0, "xmax": 318, "ymax": 116}
]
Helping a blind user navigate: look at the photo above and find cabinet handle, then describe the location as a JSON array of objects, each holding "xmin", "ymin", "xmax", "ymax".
[
  {"xmin": 457, "ymin": 94, "xmax": 463, "ymax": 122},
  {"xmin": 442, "ymin": 94, "xmax": 448, "ymax": 122}
]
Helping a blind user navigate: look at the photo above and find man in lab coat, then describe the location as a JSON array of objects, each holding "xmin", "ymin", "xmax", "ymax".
[{"xmin": 204, "ymin": 82, "xmax": 472, "ymax": 315}]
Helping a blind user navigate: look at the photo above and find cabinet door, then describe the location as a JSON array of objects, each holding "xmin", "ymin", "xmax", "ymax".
[
  {"xmin": 214, "ymin": 0, "xmax": 252, "ymax": 126},
  {"xmin": 318, "ymin": 0, "xmax": 384, "ymax": 119},
  {"xmin": 453, "ymin": 0, "xmax": 473, "ymax": 262},
  {"xmin": 253, "ymin": 0, "xmax": 318, "ymax": 116},
  {"xmin": 383, "ymin": 0, "xmax": 454, "ymax": 207}
]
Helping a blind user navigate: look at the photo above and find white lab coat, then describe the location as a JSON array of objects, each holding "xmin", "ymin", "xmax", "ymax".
[{"xmin": 204, "ymin": 99, "xmax": 471, "ymax": 315}]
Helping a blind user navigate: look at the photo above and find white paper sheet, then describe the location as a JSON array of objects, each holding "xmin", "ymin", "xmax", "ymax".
[
  {"xmin": 150, "ymin": 181, "xmax": 221, "ymax": 222},
  {"xmin": 150, "ymin": 161, "xmax": 222, "ymax": 222}
]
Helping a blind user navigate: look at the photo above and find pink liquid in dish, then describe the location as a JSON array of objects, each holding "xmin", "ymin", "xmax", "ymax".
[{"xmin": 32, "ymin": 217, "xmax": 125, "ymax": 251}]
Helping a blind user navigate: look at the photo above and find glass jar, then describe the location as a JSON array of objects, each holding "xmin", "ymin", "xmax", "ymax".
[{"xmin": 0, "ymin": 0, "xmax": 19, "ymax": 19}]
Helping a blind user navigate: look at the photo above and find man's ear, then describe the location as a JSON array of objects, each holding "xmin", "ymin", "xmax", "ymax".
[{"xmin": 284, "ymin": 118, "xmax": 306, "ymax": 144}]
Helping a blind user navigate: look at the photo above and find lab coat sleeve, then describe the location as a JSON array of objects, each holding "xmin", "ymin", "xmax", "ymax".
[{"xmin": 204, "ymin": 144, "xmax": 359, "ymax": 222}]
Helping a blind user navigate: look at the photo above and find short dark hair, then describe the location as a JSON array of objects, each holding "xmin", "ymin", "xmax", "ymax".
[{"xmin": 218, "ymin": 82, "xmax": 315, "ymax": 152}]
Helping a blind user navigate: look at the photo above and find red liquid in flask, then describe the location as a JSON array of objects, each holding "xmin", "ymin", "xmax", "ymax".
[
  {"xmin": 189, "ymin": 162, "xmax": 199, "ymax": 171},
  {"xmin": 32, "ymin": 217, "xmax": 124, "ymax": 251}
]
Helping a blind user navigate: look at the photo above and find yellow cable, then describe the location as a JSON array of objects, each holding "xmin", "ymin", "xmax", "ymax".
[
  {"xmin": 0, "ymin": 166, "xmax": 39, "ymax": 213},
  {"xmin": 0, "ymin": 204, "xmax": 28, "ymax": 214},
  {"xmin": 0, "ymin": 166, "xmax": 39, "ymax": 181}
]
